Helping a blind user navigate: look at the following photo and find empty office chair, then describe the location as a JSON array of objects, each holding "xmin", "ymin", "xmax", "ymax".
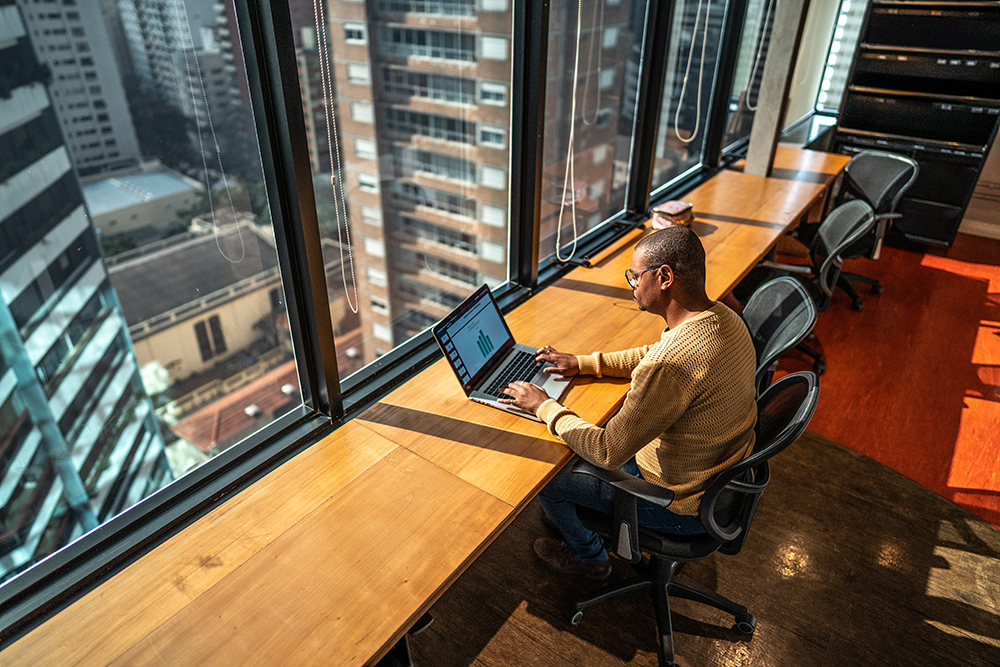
[
  {"xmin": 565, "ymin": 371, "xmax": 820, "ymax": 667},
  {"xmin": 736, "ymin": 199, "xmax": 876, "ymax": 374},
  {"xmin": 831, "ymin": 150, "xmax": 918, "ymax": 310},
  {"xmin": 743, "ymin": 276, "xmax": 817, "ymax": 394}
]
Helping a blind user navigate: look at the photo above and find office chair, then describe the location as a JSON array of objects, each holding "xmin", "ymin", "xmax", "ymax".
[
  {"xmin": 801, "ymin": 150, "xmax": 918, "ymax": 311},
  {"xmin": 742, "ymin": 276, "xmax": 818, "ymax": 393},
  {"xmin": 565, "ymin": 371, "xmax": 820, "ymax": 667},
  {"xmin": 736, "ymin": 199, "xmax": 875, "ymax": 374}
]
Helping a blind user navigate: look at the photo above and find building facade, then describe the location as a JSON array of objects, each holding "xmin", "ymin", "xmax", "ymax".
[
  {"xmin": 14, "ymin": 0, "xmax": 141, "ymax": 176},
  {"xmin": 0, "ymin": 4, "xmax": 169, "ymax": 582}
]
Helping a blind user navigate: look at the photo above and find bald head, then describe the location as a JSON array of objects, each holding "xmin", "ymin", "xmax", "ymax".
[{"xmin": 634, "ymin": 226, "xmax": 707, "ymax": 292}]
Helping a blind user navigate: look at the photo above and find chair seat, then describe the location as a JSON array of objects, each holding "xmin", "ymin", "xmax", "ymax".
[{"xmin": 576, "ymin": 507, "xmax": 726, "ymax": 561}]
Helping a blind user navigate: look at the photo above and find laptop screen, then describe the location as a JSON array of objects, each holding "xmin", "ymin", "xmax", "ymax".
[{"xmin": 433, "ymin": 285, "xmax": 514, "ymax": 393}]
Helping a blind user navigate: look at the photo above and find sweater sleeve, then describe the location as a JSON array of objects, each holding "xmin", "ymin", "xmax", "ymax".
[
  {"xmin": 537, "ymin": 358, "xmax": 692, "ymax": 469},
  {"xmin": 576, "ymin": 343, "xmax": 657, "ymax": 378}
]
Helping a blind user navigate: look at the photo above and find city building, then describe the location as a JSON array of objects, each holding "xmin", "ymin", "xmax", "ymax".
[
  {"xmin": 81, "ymin": 165, "xmax": 202, "ymax": 244},
  {"xmin": 0, "ymin": 4, "xmax": 168, "ymax": 582},
  {"xmin": 14, "ymin": 0, "xmax": 141, "ymax": 176}
]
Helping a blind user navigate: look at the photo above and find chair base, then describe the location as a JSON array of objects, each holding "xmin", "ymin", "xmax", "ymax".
[
  {"xmin": 568, "ymin": 557, "xmax": 755, "ymax": 667},
  {"xmin": 839, "ymin": 271, "xmax": 883, "ymax": 312}
]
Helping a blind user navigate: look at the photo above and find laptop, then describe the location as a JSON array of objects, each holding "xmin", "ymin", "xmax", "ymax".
[{"xmin": 432, "ymin": 285, "xmax": 572, "ymax": 420}]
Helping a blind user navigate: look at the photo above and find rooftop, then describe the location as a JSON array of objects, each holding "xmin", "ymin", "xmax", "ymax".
[
  {"xmin": 82, "ymin": 171, "xmax": 198, "ymax": 216},
  {"xmin": 109, "ymin": 224, "xmax": 279, "ymax": 327}
]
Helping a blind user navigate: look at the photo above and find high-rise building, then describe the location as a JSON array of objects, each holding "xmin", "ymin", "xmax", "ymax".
[
  {"xmin": 293, "ymin": 1, "xmax": 637, "ymax": 365},
  {"xmin": 0, "ymin": 3, "xmax": 169, "ymax": 582},
  {"xmin": 14, "ymin": 0, "xmax": 141, "ymax": 177}
]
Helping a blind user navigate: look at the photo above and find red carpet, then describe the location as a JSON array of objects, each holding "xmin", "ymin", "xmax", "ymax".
[{"xmin": 776, "ymin": 232, "xmax": 1000, "ymax": 528}]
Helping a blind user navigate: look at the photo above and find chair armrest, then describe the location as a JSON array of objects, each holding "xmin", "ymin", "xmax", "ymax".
[
  {"xmin": 571, "ymin": 460, "xmax": 675, "ymax": 563},
  {"xmin": 759, "ymin": 260, "xmax": 813, "ymax": 275},
  {"xmin": 571, "ymin": 460, "xmax": 675, "ymax": 507},
  {"xmin": 876, "ymin": 212, "xmax": 902, "ymax": 221}
]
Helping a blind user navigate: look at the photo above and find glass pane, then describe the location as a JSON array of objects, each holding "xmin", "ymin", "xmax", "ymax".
[
  {"xmin": 651, "ymin": 0, "xmax": 726, "ymax": 192},
  {"xmin": 0, "ymin": 1, "xmax": 299, "ymax": 583},
  {"xmin": 293, "ymin": 0, "xmax": 513, "ymax": 371},
  {"xmin": 539, "ymin": 0, "xmax": 646, "ymax": 263},
  {"xmin": 722, "ymin": 0, "xmax": 772, "ymax": 149}
]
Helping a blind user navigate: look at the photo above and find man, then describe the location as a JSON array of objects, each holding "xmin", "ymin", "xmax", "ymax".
[{"xmin": 500, "ymin": 226, "xmax": 757, "ymax": 579}]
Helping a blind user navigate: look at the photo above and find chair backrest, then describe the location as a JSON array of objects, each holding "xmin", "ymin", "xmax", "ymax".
[
  {"xmin": 743, "ymin": 277, "xmax": 817, "ymax": 395},
  {"xmin": 698, "ymin": 371, "xmax": 820, "ymax": 554},
  {"xmin": 844, "ymin": 150, "xmax": 919, "ymax": 216},
  {"xmin": 842, "ymin": 150, "xmax": 919, "ymax": 259},
  {"xmin": 809, "ymin": 199, "xmax": 876, "ymax": 307}
]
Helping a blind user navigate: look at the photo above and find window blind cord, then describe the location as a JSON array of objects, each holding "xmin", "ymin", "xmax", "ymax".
[
  {"xmin": 674, "ymin": 0, "xmax": 711, "ymax": 144},
  {"xmin": 745, "ymin": 0, "xmax": 774, "ymax": 111},
  {"xmin": 581, "ymin": 0, "xmax": 606, "ymax": 126},
  {"xmin": 556, "ymin": 0, "xmax": 584, "ymax": 263},
  {"xmin": 315, "ymin": 0, "xmax": 359, "ymax": 313},
  {"xmin": 172, "ymin": 0, "xmax": 245, "ymax": 263}
]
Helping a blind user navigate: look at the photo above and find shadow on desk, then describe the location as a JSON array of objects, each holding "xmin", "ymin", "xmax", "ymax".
[
  {"xmin": 359, "ymin": 403, "xmax": 561, "ymax": 463},
  {"xmin": 695, "ymin": 213, "xmax": 786, "ymax": 231}
]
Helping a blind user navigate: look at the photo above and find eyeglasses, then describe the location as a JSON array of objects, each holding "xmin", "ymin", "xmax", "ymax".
[{"xmin": 625, "ymin": 264, "xmax": 664, "ymax": 288}]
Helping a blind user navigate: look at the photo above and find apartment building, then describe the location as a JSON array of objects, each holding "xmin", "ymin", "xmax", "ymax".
[
  {"xmin": 290, "ymin": 1, "xmax": 634, "ymax": 365},
  {"xmin": 0, "ymin": 4, "xmax": 169, "ymax": 582},
  {"xmin": 15, "ymin": 0, "xmax": 141, "ymax": 176}
]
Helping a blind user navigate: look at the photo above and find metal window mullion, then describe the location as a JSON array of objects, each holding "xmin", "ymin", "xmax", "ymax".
[
  {"xmin": 508, "ymin": 0, "xmax": 548, "ymax": 288},
  {"xmin": 625, "ymin": 0, "xmax": 676, "ymax": 217},
  {"xmin": 235, "ymin": 0, "xmax": 342, "ymax": 418}
]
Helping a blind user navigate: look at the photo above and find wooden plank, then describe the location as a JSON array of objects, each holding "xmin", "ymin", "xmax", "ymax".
[
  {"xmin": 103, "ymin": 448, "xmax": 512, "ymax": 667},
  {"xmin": 3, "ymin": 423, "xmax": 398, "ymax": 667}
]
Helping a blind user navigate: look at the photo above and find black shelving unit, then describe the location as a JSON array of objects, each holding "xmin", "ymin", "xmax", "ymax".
[{"xmin": 831, "ymin": 0, "xmax": 1000, "ymax": 248}]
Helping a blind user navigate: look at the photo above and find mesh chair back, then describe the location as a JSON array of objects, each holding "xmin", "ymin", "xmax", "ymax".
[
  {"xmin": 743, "ymin": 277, "xmax": 817, "ymax": 394},
  {"xmin": 844, "ymin": 150, "xmax": 919, "ymax": 215},
  {"xmin": 699, "ymin": 372, "xmax": 820, "ymax": 555},
  {"xmin": 810, "ymin": 200, "xmax": 875, "ymax": 305},
  {"xmin": 842, "ymin": 150, "xmax": 919, "ymax": 259}
]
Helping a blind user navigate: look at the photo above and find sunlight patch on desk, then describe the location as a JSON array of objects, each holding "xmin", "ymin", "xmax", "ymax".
[{"xmin": 947, "ymin": 397, "xmax": 1000, "ymax": 493}]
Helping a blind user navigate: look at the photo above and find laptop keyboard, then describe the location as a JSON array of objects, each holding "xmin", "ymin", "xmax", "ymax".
[{"xmin": 483, "ymin": 351, "xmax": 543, "ymax": 398}]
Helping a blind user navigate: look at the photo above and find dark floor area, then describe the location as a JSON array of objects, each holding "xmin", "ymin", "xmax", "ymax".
[{"xmin": 409, "ymin": 432, "xmax": 1000, "ymax": 666}]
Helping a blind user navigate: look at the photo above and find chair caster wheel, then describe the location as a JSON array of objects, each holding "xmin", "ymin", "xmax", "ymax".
[
  {"xmin": 813, "ymin": 360, "xmax": 826, "ymax": 375},
  {"xmin": 566, "ymin": 608, "xmax": 584, "ymax": 626},
  {"xmin": 852, "ymin": 301, "xmax": 864, "ymax": 312},
  {"xmin": 872, "ymin": 284, "xmax": 883, "ymax": 295},
  {"xmin": 734, "ymin": 613, "xmax": 756, "ymax": 635}
]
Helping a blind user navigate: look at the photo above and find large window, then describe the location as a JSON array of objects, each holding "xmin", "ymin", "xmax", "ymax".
[
  {"xmin": 539, "ymin": 0, "xmax": 647, "ymax": 263},
  {"xmin": 651, "ymin": 0, "xmax": 725, "ymax": 191},
  {"xmin": 305, "ymin": 2, "xmax": 512, "ymax": 369},
  {"xmin": 0, "ymin": 1, "xmax": 297, "ymax": 584}
]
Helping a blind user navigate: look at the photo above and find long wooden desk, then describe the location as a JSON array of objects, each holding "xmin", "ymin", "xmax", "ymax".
[{"xmin": 2, "ymin": 148, "xmax": 849, "ymax": 666}]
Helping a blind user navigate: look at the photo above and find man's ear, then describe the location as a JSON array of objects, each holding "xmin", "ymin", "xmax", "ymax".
[{"xmin": 659, "ymin": 265, "xmax": 674, "ymax": 290}]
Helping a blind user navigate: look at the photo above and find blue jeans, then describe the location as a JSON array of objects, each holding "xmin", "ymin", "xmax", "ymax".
[{"xmin": 538, "ymin": 458, "xmax": 705, "ymax": 564}]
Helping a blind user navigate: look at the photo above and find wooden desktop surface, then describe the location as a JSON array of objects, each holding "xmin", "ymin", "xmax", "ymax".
[{"xmin": 2, "ymin": 148, "xmax": 849, "ymax": 666}]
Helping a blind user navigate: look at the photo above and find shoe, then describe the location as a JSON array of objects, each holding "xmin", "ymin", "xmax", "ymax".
[{"xmin": 533, "ymin": 538, "xmax": 611, "ymax": 580}]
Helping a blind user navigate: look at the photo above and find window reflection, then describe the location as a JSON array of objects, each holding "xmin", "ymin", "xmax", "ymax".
[
  {"xmin": 540, "ymin": 0, "xmax": 643, "ymax": 263},
  {"xmin": 297, "ymin": 0, "xmax": 513, "ymax": 368},
  {"xmin": 1, "ymin": 1, "xmax": 297, "ymax": 582}
]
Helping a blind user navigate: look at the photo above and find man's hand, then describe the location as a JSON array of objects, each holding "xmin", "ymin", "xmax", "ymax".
[
  {"xmin": 500, "ymin": 381, "xmax": 549, "ymax": 415},
  {"xmin": 535, "ymin": 346, "xmax": 579, "ymax": 377}
]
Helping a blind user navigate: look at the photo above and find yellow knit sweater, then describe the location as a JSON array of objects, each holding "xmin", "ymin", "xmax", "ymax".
[{"xmin": 536, "ymin": 302, "xmax": 757, "ymax": 515}]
